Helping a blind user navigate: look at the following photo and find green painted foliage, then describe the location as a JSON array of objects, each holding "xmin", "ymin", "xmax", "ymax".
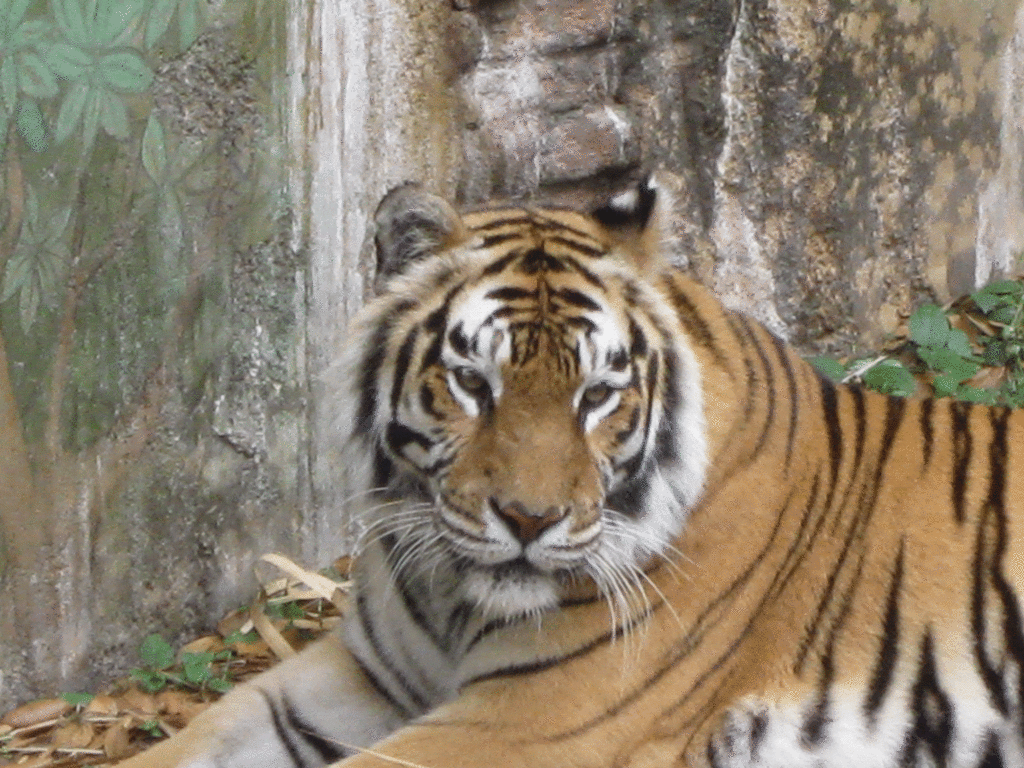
[
  {"xmin": 0, "ymin": 0, "xmax": 289, "ymax": 457},
  {"xmin": 1, "ymin": 186, "xmax": 69, "ymax": 329},
  {"xmin": 0, "ymin": 0, "xmax": 212, "ymax": 331}
]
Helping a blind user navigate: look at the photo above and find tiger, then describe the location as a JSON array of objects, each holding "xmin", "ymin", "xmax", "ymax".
[{"xmin": 118, "ymin": 175, "xmax": 1024, "ymax": 768}]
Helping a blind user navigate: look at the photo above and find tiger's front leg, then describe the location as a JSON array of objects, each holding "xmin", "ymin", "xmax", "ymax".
[
  {"xmin": 117, "ymin": 633, "xmax": 407, "ymax": 768},
  {"xmin": 322, "ymin": 716, "xmax": 553, "ymax": 768}
]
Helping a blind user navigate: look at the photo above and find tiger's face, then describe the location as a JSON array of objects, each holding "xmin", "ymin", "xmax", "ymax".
[{"xmin": 344, "ymin": 180, "xmax": 707, "ymax": 618}]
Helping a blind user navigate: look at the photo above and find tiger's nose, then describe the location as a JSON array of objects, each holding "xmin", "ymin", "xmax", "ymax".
[{"xmin": 491, "ymin": 499, "xmax": 567, "ymax": 544}]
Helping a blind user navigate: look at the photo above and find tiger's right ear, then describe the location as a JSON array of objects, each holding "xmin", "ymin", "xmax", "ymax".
[
  {"xmin": 374, "ymin": 183, "xmax": 469, "ymax": 279},
  {"xmin": 591, "ymin": 174, "xmax": 672, "ymax": 275}
]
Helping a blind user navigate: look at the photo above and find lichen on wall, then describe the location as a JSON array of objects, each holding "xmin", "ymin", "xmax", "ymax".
[
  {"xmin": 450, "ymin": 0, "xmax": 1024, "ymax": 354},
  {"xmin": 977, "ymin": 4, "xmax": 1024, "ymax": 289},
  {"xmin": 710, "ymin": 0, "xmax": 1017, "ymax": 351}
]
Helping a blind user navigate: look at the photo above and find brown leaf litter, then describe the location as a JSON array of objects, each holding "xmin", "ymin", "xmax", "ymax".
[{"xmin": 1, "ymin": 555, "xmax": 351, "ymax": 768}]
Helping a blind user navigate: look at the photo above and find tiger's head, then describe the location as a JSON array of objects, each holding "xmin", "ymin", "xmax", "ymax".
[{"xmin": 340, "ymin": 178, "xmax": 707, "ymax": 619}]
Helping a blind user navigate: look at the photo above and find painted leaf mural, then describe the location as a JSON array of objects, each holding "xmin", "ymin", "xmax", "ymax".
[{"xmin": 0, "ymin": 0, "xmax": 295, "ymax": 708}]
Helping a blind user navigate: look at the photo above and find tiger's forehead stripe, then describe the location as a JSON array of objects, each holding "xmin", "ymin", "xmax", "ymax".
[
  {"xmin": 463, "ymin": 208, "xmax": 607, "ymax": 254},
  {"xmin": 365, "ymin": 207, "xmax": 674, "ymax": 442}
]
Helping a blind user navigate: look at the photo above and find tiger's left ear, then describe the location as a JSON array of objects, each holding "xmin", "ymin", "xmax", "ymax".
[
  {"xmin": 592, "ymin": 174, "xmax": 672, "ymax": 274},
  {"xmin": 374, "ymin": 183, "xmax": 470, "ymax": 280}
]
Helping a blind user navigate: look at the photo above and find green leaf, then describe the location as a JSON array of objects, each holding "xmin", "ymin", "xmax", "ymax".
[
  {"xmin": 16, "ymin": 99, "xmax": 46, "ymax": 151},
  {"xmin": 130, "ymin": 668, "xmax": 168, "ymax": 693},
  {"xmin": 54, "ymin": 81, "xmax": 88, "ymax": 143},
  {"xmin": 158, "ymin": 188, "xmax": 183, "ymax": 250},
  {"xmin": 181, "ymin": 652, "xmax": 214, "ymax": 684},
  {"xmin": 45, "ymin": 43, "xmax": 92, "ymax": 80},
  {"xmin": 97, "ymin": 51, "xmax": 152, "ymax": 92},
  {"xmin": 8, "ymin": 0, "xmax": 34, "ymax": 29},
  {"xmin": 206, "ymin": 677, "xmax": 232, "ymax": 694},
  {"xmin": 99, "ymin": 92, "xmax": 128, "ymax": 138},
  {"xmin": 61, "ymin": 692, "xmax": 94, "ymax": 707},
  {"xmin": 983, "ymin": 339, "xmax": 1012, "ymax": 367},
  {"xmin": 863, "ymin": 361, "xmax": 917, "ymax": 398},
  {"xmin": 990, "ymin": 305, "xmax": 1019, "ymax": 325},
  {"xmin": 145, "ymin": 0, "xmax": 177, "ymax": 49},
  {"xmin": 918, "ymin": 346, "xmax": 980, "ymax": 382},
  {"xmin": 17, "ymin": 20, "xmax": 51, "ymax": 46},
  {"xmin": 908, "ymin": 304, "xmax": 949, "ymax": 348},
  {"xmin": 53, "ymin": 0, "xmax": 89, "ymax": 47},
  {"xmin": 23, "ymin": 180, "xmax": 39, "ymax": 226},
  {"xmin": 80, "ymin": 91, "xmax": 100, "ymax": 152},
  {"xmin": 265, "ymin": 601, "xmax": 305, "ymax": 621},
  {"xmin": 971, "ymin": 278, "xmax": 1022, "ymax": 327},
  {"xmin": 17, "ymin": 275, "xmax": 40, "ymax": 330},
  {"xmin": 956, "ymin": 385, "xmax": 997, "ymax": 405},
  {"xmin": 979, "ymin": 279, "xmax": 1022, "ymax": 297},
  {"xmin": 223, "ymin": 629, "xmax": 259, "ymax": 645},
  {"xmin": 18, "ymin": 52, "xmax": 58, "ymax": 98},
  {"xmin": 97, "ymin": 0, "xmax": 145, "ymax": 44},
  {"xmin": 141, "ymin": 112, "xmax": 167, "ymax": 180},
  {"xmin": 972, "ymin": 289, "xmax": 1009, "ymax": 314},
  {"xmin": 180, "ymin": 0, "xmax": 198, "ymax": 49},
  {"xmin": 945, "ymin": 328, "xmax": 973, "ymax": 358},
  {"xmin": 808, "ymin": 355, "xmax": 846, "ymax": 382},
  {"xmin": 2, "ymin": 250, "xmax": 31, "ymax": 303},
  {"xmin": 139, "ymin": 633, "xmax": 175, "ymax": 670},
  {"xmin": 1, "ymin": 58, "xmax": 18, "ymax": 114},
  {"xmin": 932, "ymin": 373, "xmax": 960, "ymax": 399}
]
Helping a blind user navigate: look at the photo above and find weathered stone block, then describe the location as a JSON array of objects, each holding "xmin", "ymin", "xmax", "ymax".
[
  {"xmin": 445, "ymin": 11, "xmax": 486, "ymax": 73},
  {"xmin": 534, "ymin": 49, "xmax": 621, "ymax": 113},
  {"xmin": 538, "ymin": 105, "xmax": 640, "ymax": 184},
  {"xmin": 477, "ymin": 0, "xmax": 631, "ymax": 59},
  {"xmin": 525, "ymin": 0, "xmax": 622, "ymax": 53}
]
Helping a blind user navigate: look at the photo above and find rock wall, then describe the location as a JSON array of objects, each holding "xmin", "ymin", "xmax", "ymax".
[{"xmin": 448, "ymin": 0, "xmax": 1024, "ymax": 353}]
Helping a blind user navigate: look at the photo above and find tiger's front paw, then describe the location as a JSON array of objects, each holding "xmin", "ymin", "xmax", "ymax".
[{"xmin": 118, "ymin": 684, "xmax": 331, "ymax": 768}]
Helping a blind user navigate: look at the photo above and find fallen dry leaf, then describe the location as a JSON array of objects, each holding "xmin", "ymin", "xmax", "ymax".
[
  {"xmin": 51, "ymin": 722, "xmax": 94, "ymax": 750},
  {"xmin": 84, "ymin": 696, "xmax": 119, "ymax": 718},
  {"xmin": 0, "ymin": 552, "xmax": 351, "ymax": 768},
  {"xmin": 1, "ymin": 699, "xmax": 72, "ymax": 729},
  {"xmin": 178, "ymin": 636, "xmax": 225, "ymax": 657},
  {"xmin": 119, "ymin": 688, "xmax": 159, "ymax": 718},
  {"xmin": 101, "ymin": 718, "xmax": 132, "ymax": 760},
  {"xmin": 156, "ymin": 691, "xmax": 211, "ymax": 729}
]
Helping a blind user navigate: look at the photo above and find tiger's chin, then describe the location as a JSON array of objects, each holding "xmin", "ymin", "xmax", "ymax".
[{"xmin": 461, "ymin": 560, "xmax": 563, "ymax": 618}]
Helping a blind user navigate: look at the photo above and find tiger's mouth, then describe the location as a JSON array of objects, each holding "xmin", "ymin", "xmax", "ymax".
[
  {"xmin": 488, "ymin": 557, "xmax": 547, "ymax": 579},
  {"xmin": 401, "ymin": 490, "xmax": 601, "ymax": 616},
  {"xmin": 458, "ymin": 556, "xmax": 567, "ymax": 616}
]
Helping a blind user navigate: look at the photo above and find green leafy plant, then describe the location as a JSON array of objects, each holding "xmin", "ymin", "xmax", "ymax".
[
  {"xmin": 811, "ymin": 278, "xmax": 1024, "ymax": 407},
  {"xmin": 60, "ymin": 691, "xmax": 94, "ymax": 708},
  {"xmin": 222, "ymin": 629, "xmax": 259, "ymax": 645},
  {"xmin": 129, "ymin": 633, "xmax": 234, "ymax": 694},
  {"xmin": 138, "ymin": 718, "xmax": 164, "ymax": 738},
  {"xmin": 263, "ymin": 600, "xmax": 306, "ymax": 622}
]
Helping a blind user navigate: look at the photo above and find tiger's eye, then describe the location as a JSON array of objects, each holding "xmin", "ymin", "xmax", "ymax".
[
  {"xmin": 582, "ymin": 383, "xmax": 613, "ymax": 408},
  {"xmin": 454, "ymin": 367, "xmax": 489, "ymax": 397}
]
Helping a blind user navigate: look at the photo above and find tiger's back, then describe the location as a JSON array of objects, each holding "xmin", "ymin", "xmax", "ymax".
[{"xmin": 117, "ymin": 179, "xmax": 1024, "ymax": 768}]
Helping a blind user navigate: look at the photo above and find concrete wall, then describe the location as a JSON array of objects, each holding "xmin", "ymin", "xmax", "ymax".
[{"xmin": 0, "ymin": 0, "xmax": 463, "ymax": 710}]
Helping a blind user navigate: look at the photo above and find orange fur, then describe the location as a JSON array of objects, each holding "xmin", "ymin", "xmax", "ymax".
[{"xmin": 120, "ymin": 184, "xmax": 1024, "ymax": 768}]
